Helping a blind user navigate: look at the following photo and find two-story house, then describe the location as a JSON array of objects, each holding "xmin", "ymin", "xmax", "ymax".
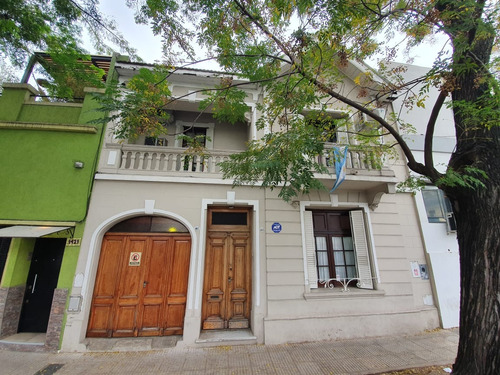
[{"xmin": 59, "ymin": 57, "xmax": 440, "ymax": 351}]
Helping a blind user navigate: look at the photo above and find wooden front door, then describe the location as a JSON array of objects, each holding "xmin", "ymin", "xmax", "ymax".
[
  {"xmin": 87, "ymin": 233, "xmax": 191, "ymax": 337},
  {"xmin": 202, "ymin": 207, "xmax": 252, "ymax": 330}
]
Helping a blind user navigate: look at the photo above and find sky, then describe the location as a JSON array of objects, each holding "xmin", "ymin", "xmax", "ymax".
[
  {"xmin": 98, "ymin": 1, "xmax": 163, "ymax": 63},
  {"xmin": 95, "ymin": 1, "xmax": 450, "ymax": 69}
]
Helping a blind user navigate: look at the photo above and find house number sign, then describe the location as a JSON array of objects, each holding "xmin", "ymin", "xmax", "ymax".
[
  {"xmin": 129, "ymin": 252, "xmax": 142, "ymax": 266},
  {"xmin": 66, "ymin": 238, "xmax": 81, "ymax": 246},
  {"xmin": 271, "ymin": 222, "xmax": 282, "ymax": 233}
]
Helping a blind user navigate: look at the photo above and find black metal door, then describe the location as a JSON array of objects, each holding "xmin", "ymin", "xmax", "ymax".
[{"xmin": 18, "ymin": 238, "xmax": 65, "ymax": 332}]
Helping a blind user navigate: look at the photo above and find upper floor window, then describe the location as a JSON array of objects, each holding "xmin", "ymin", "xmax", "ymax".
[
  {"xmin": 307, "ymin": 117, "xmax": 339, "ymax": 143},
  {"xmin": 421, "ymin": 188, "xmax": 456, "ymax": 232},
  {"xmin": 174, "ymin": 121, "xmax": 214, "ymax": 149},
  {"xmin": 181, "ymin": 126, "xmax": 207, "ymax": 147},
  {"xmin": 145, "ymin": 137, "xmax": 168, "ymax": 146},
  {"xmin": 303, "ymin": 110, "xmax": 346, "ymax": 144}
]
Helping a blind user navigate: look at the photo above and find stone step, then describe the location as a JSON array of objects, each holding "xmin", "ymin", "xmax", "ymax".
[{"xmin": 85, "ymin": 335, "xmax": 180, "ymax": 352}]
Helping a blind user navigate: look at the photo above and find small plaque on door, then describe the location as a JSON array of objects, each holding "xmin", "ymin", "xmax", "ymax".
[{"xmin": 129, "ymin": 252, "xmax": 142, "ymax": 266}]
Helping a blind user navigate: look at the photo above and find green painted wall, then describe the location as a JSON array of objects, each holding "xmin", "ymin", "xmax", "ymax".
[
  {"xmin": 56, "ymin": 223, "xmax": 85, "ymax": 289},
  {"xmin": 18, "ymin": 103, "xmax": 82, "ymax": 124},
  {"xmin": 0, "ymin": 85, "xmax": 106, "ymax": 222},
  {"xmin": 0, "ymin": 238, "xmax": 34, "ymax": 287}
]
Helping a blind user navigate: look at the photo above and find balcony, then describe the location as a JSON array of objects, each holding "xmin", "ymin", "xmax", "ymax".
[
  {"xmin": 316, "ymin": 146, "xmax": 395, "ymax": 178},
  {"xmin": 98, "ymin": 142, "xmax": 396, "ymax": 207},
  {"xmin": 100, "ymin": 143, "xmax": 395, "ymax": 179},
  {"xmin": 99, "ymin": 143, "xmax": 233, "ymax": 176}
]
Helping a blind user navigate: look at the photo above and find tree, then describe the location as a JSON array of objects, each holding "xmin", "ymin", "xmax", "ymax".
[
  {"xmin": 0, "ymin": 58, "xmax": 18, "ymax": 93},
  {"xmin": 0, "ymin": 0, "xmax": 136, "ymax": 97},
  {"xmin": 110, "ymin": 1, "xmax": 498, "ymax": 373}
]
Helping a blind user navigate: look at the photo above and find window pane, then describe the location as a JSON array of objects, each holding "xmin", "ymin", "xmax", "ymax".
[
  {"xmin": 333, "ymin": 251, "xmax": 345, "ymax": 265},
  {"xmin": 211, "ymin": 212, "xmax": 247, "ymax": 225},
  {"xmin": 343, "ymin": 236, "xmax": 353, "ymax": 250},
  {"xmin": 332, "ymin": 236, "xmax": 343, "ymax": 250},
  {"xmin": 347, "ymin": 266, "xmax": 357, "ymax": 278},
  {"xmin": 345, "ymin": 250, "xmax": 355, "ymax": 265},
  {"xmin": 422, "ymin": 190, "xmax": 446, "ymax": 223},
  {"xmin": 335, "ymin": 267, "xmax": 346, "ymax": 279},
  {"xmin": 317, "ymin": 251, "xmax": 329, "ymax": 266},
  {"xmin": 108, "ymin": 216, "xmax": 189, "ymax": 233},
  {"xmin": 182, "ymin": 126, "xmax": 207, "ymax": 147},
  {"xmin": 318, "ymin": 267, "xmax": 330, "ymax": 280},
  {"xmin": 315, "ymin": 237, "xmax": 327, "ymax": 251},
  {"xmin": 109, "ymin": 216, "xmax": 151, "ymax": 232},
  {"xmin": 151, "ymin": 216, "xmax": 189, "ymax": 233}
]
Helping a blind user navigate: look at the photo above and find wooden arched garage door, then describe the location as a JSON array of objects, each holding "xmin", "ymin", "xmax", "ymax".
[{"xmin": 87, "ymin": 217, "xmax": 191, "ymax": 338}]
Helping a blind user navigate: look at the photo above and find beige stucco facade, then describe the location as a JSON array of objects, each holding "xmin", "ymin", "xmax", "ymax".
[{"xmin": 59, "ymin": 60, "xmax": 439, "ymax": 351}]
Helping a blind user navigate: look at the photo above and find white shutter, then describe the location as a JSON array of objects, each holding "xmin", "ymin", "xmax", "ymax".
[
  {"xmin": 304, "ymin": 210, "xmax": 318, "ymax": 288},
  {"xmin": 350, "ymin": 210, "xmax": 374, "ymax": 289}
]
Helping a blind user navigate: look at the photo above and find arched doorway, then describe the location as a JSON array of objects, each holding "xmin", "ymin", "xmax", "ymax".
[{"xmin": 87, "ymin": 216, "xmax": 191, "ymax": 338}]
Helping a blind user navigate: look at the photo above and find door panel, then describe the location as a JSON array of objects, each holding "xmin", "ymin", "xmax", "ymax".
[
  {"xmin": 113, "ymin": 237, "xmax": 145, "ymax": 337},
  {"xmin": 202, "ymin": 233, "xmax": 229, "ymax": 329},
  {"xmin": 87, "ymin": 233, "xmax": 191, "ymax": 338},
  {"xmin": 164, "ymin": 238, "xmax": 191, "ymax": 335},
  {"xmin": 202, "ymin": 208, "xmax": 251, "ymax": 330},
  {"xmin": 228, "ymin": 233, "xmax": 251, "ymax": 328},
  {"xmin": 138, "ymin": 238, "xmax": 170, "ymax": 336},
  {"xmin": 87, "ymin": 236, "xmax": 124, "ymax": 336},
  {"xmin": 18, "ymin": 238, "xmax": 65, "ymax": 333}
]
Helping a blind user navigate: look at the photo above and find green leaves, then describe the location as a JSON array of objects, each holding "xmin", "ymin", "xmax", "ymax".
[
  {"xmin": 95, "ymin": 66, "xmax": 172, "ymax": 140},
  {"xmin": 219, "ymin": 118, "xmax": 328, "ymax": 201},
  {"xmin": 113, "ymin": 0, "xmax": 498, "ymax": 204},
  {"xmin": 1, "ymin": 1, "xmax": 137, "ymax": 98},
  {"xmin": 438, "ymin": 166, "xmax": 488, "ymax": 190},
  {"xmin": 199, "ymin": 79, "xmax": 249, "ymax": 124}
]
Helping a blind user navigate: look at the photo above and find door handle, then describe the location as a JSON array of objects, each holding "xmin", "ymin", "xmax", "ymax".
[
  {"xmin": 143, "ymin": 281, "xmax": 149, "ymax": 288},
  {"xmin": 31, "ymin": 274, "xmax": 38, "ymax": 294},
  {"xmin": 228, "ymin": 277, "xmax": 232, "ymax": 283}
]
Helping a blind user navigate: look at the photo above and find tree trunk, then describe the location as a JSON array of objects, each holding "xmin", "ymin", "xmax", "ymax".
[
  {"xmin": 442, "ymin": 4, "xmax": 500, "ymax": 371},
  {"xmin": 449, "ymin": 148, "xmax": 500, "ymax": 374}
]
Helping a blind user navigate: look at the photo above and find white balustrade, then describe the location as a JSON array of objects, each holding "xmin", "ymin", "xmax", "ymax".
[
  {"xmin": 317, "ymin": 147, "xmax": 381, "ymax": 172},
  {"xmin": 116, "ymin": 145, "xmax": 233, "ymax": 175},
  {"xmin": 104, "ymin": 144, "xmax": 388, "ymax": 177}
]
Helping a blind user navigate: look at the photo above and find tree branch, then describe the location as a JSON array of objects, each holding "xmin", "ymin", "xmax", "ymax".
[
  {"xmin": 165, "ymin": 71, "xmax": 297, "ymax": 105},
  {"xmin": 231, "ymin": 0, "xmax": 434, "ymax": 178},
  {"xmin": 424, "ymin": 89, "xmax": 448, "ymax": 181},
  {"xmin": 155, "ymin": 53, "xmax": 292, "ymax": 86},
  {"xmin": 301, "ymin": 70, "xmax": 429, "ymax": 176},
  {"xmin": 232, "ymin": 0, "xmax": 294, "ymax": 62}
]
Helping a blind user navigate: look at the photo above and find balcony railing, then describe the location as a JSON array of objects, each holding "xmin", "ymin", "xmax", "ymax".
[
  {"xmin": 316, "ymin": 146, "xmax": 390, "ymax": 175},
  {"xmin": 101, "ymin": 144, "xmax": 233, "ymax": 175},
  {"xmin": 100, "ymin": 143, "xmax": 394, "ymax": 178}
]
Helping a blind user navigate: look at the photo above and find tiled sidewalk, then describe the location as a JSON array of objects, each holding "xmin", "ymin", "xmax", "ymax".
[{"xmin": 0, "ymin": 328, "xmax": 458, "ymax": 375}]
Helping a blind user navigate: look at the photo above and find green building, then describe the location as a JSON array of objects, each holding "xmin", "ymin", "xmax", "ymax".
[{"xmin": 0, "ymin": 54, "xmax": 114, "ymax": 351}]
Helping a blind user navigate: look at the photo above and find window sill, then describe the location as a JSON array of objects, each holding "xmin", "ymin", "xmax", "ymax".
[{"xmin": 304, "ymin": 287, "xmax": 386, "ymax": 301}]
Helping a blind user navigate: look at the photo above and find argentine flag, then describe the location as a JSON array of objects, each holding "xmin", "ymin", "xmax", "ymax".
[{"xmin": 330, "ymin": 146, "xmax": 348, "ymax": 192}]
